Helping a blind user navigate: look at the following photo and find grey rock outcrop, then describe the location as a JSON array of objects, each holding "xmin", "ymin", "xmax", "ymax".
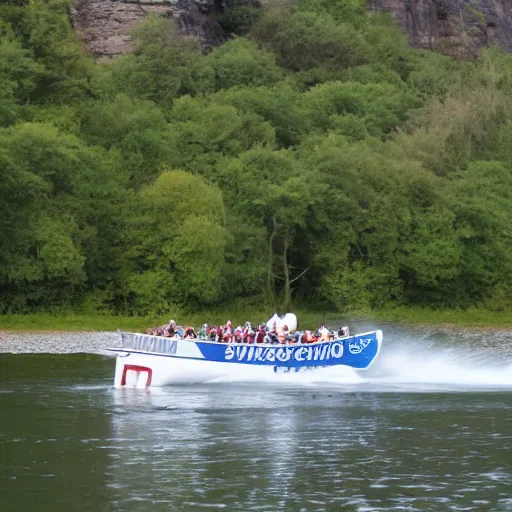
[
  {"xmin": 71, "ymin": 0, "xmax": 227, "ymax": 60},
  {"xmin": 368, "ymin": 0, "xmax": 512, "ymax": 58},
  {"xmin": 72, "ymin": 0, "xmax": 512, "ymax": 60}
]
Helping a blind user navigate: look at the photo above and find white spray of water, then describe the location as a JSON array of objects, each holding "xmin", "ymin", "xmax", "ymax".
[
  {"xmin": 209, "ymin": 335, "xmax": 512, "ymax": 391},
  {"xmin": 208, "ymin": 364, "xmax": 362, "ymax": 386},
  {"xmin": 364, "ymin": 337, "xmax": 512, "ymax": 388}
]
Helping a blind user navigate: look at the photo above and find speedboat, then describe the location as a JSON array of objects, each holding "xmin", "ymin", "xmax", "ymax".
[{"xmin": 108, "ymin": 329, "xmax": 383, "ymax": 387}]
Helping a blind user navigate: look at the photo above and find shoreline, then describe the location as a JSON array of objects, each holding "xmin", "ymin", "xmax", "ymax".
[
  {"xmin": 1, "ymin": 324, "xmax": 511, "ymax": 358},
  {"xmin": 0, "ymin": 330, "xmax": 120, "ymax": 354},
  {"xmin": 1, "ymin": 307, "xmax": 512, "ymax": 333}
]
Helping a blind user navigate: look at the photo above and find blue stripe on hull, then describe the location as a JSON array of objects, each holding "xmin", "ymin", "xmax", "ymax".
[{"xmin": 194, "ymin": 331, "xmax": 381, "ymax": 370}]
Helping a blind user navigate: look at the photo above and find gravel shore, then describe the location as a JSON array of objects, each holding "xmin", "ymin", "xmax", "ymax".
[{"xmin": 0, "ymin": 330, "xmax": 121, "ymax": 354}]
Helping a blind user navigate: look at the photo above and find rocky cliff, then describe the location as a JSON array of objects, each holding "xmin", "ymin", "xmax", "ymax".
[
  {"xmin": 369, "ymin": 0, "xmax": 512, "ymax": 58},
  {"xmin": 71, "ymin": 0, "xmax": 227, "ymax": 61},
  {"xmin": 72, "ymin": 0, "xmax": 512, "ymax": 60}
]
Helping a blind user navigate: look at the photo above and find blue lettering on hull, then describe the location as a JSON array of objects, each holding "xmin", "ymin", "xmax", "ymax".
[{"xmin": 195, "ymin": 331, "xmax": 381, "ymax": 370}]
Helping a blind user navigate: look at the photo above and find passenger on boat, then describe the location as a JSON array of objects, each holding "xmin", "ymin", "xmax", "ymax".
[
  {"xmin": 280, "ymin": 324, "xmax": 294, "ymax": 344},
  {"xmin": 276, "ymin": 325, "xmax": 285, "ymax": 344},
  {"xmin": 184, "ymin": 326, "xmax": 196, "ymax": 339},
  {"xmin": 318, "ymin": 326, "xmax": 330, "ymax": 342},
  {"xmin": 198, "ymin": 323, "xmax": 209, "ymax": 340},
  {"xmin": 256, "ymin": 324, "xmax": 266, "ymax": 343},
  {"xmin": 216, "ymin": 325, "xmax": 224, "ymax": 342},
  {"xmin": 147, "ymin": 324, "xmax": 168, "ymax": 336},
  {"xmin": 301, "ymin": 330, "xmax": 316, "ymax": 344},
  {"xmin": 223, "ymin": 321, "xmax": 233, "ymax": 343},
  {"xmin": 243, "ymin": 322, "xmax": 255, "ymax": 343},
  {"xmin": 209, "ymin": 326, "xmax": 218, "ymax": 341},
  {"xmin": 234, "ymin": 324, "xmax": 244, "ymax": 343},
  {"xmin": 154, "ymin": 326, "xmax": 166, "ymax": 337},
  {"xmin": 264, "ymin": 324, "xmax": 280, "ymax": 344},
  {"xmin": 338, "ymin": 326, "xmax": 350, "ymax": 337},
  {"xmin": 165, "ymin": 319, "xmax": 177, "ymax": 337}
]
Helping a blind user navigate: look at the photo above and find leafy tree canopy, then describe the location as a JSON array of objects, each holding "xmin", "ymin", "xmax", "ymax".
[{"xmin": 2, "ymin": 0, "xmax": 512, "ymax": 313}]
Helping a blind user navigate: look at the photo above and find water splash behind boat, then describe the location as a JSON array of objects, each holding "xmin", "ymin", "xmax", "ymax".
[
  {"xmin": 363, "ymin": 334, "xmax": 512, "ymax": 388},
  {"xmin": 210, "ymin": 332, "xmax": 512, "ymax": 391}
]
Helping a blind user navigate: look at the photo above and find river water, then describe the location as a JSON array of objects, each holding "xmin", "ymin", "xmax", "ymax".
[{"xmin": 1, "ymin": 322, "xmax": 512, "ymax": 511}]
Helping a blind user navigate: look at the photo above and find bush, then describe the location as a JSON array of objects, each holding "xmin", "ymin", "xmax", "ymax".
[
  {"xmin": 207, "ymin": 38, "xmax": 283, "ymax": 90},
  {"xmin": 216, "ymin": 0, "xmax": 262, "ymax": 35},
  {"xmin": 251, "ymin": 10, "xmax": 370, "ymax": 72}
]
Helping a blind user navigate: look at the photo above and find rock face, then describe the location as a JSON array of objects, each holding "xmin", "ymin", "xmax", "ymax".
[
  {"xmin": 72, "ymin": 0, "xmax": 512, "ymax": 60},
  {"xmin": 71, "ymin": 0, "xmax": 227, "ymax": 60},
  {"xmin": 368, "ymin": 0, "xmax": 512, "ymax": 58}
]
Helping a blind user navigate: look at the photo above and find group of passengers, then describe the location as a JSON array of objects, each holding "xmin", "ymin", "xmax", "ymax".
[{"xmin": 146, "ymin": 320, "xmax": 350, "ymax": 344}]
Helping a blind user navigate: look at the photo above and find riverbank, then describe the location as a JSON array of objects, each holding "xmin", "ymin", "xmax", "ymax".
[
  {"xmin": 367, "ymin": 307, "xmax": 512, "ymax": 329},
  {"xmin": 1, "ymin": 306, "xmax": 512, "ymax": 332},
  {"xmin": 0, "ymin": 330, "xmax": 119, "ymax": 354},
  {"xmin": 0, "ymin": 310, "xmax": 342, "ymax": 333}
]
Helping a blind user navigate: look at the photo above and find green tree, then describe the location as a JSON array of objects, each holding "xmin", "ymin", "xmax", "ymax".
[
  {"xmin": 165, "ymin": 95, "xmax": 276, "ymax": 176},
  {"xmin": 393, "ymin": 86, "xmax": 508, "ymax": 175},
  {"xmin": 0, "ymin": 122, "xmax": 109, "ymax": 311},
  {"xmin": 206, "ymin": 37, "xmax": 283, "ymax": 90},
  {"xmin": 215, "ymin": 0, "xmax": 262, "ymax": 36},
  {"xmin": 303, "ymin": 80, "xmax": 420, "ymax": 139},
  {"xmin": 0, "ymin": 22, "xmax": 43, "ymax": 125},
  {"xmin": 251, "ymin": 10, "xmax": 370, "ymax": 75},
  {"xmin": 398, "ymin": 206, "xmax": 462, "ymax": 303},
  {"xmin": 78, "ymin": 94, "xmax": 170, "ymax": 187},
  {"xmin": 298, "ymin": 134, "xmax": 413, "ymax": 310},
  {"xmin": 26, "ymin": 0, "xmax": 94, "ymax": 103},
  {"xmin": 295, "ymin": 0, "xmax": 366, "ymax": 25},
  {"xmin": 221, "ymin": 147, "xmax": 325, "ymax": 307},
  {"xmin": 124, "ymin": 170, "xmax": 229, "ymax": 313},
  {"xmin": 214, "ymin": 83, "xmax": 309, "ymax": 147},
  {"xmin": 104, "ymin": 16, "xmax": 214, "ymax": 108},
  {"xmin": 451, "ymin": 161, "xmax": 512, "ymax": 306}
]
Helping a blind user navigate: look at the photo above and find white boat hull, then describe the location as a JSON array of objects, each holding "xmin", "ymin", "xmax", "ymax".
[
  {"xmin": 110, "ymin": 330, "xmax": 383, "ymax": 387},
  {"xmin": 114, "ymin": 351, "xmax": 289, "ymax": 387}
]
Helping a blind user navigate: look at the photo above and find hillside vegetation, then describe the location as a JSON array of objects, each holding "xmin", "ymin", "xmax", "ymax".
[{"xmin": 2, "ymin": 0, "xmax": 512, "ymax": 316}]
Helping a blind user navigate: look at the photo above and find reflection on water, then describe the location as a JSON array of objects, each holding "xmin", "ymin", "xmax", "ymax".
[
  {"xmin": 1, "ymin": 325, "xmax": 512, "ymax": 511},
  {"xmin": 105, "ymin": 387, "xmax": 512, "ymax": 511}
]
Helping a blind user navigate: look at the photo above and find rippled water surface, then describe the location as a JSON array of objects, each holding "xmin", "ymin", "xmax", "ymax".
[{"xmin": 1, "ymin": 324, "xmax": 512, "ymax": 511}]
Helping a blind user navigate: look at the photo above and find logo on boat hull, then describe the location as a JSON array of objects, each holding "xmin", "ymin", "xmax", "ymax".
[
  {"xmin": 224, "ymin": 342, "xmax": 344, "ymax": 365},
  {"xmin": 347, "ymin": 338, "xmax": 372, "ymax": 355}
]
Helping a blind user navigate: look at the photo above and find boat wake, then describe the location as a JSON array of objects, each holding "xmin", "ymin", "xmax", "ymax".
[
  {"xmin": 369, "ymin": 342, "xmax": 511, "ymax": 385},
  {"xmin": 209, "ymin": 335, "xmax": 512, "ymax": 391}
]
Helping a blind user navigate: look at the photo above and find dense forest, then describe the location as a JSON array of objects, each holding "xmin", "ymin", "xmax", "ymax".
[{"xmin": 2, "ymin": 0, "xmax": 512, "ymax": 315}]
